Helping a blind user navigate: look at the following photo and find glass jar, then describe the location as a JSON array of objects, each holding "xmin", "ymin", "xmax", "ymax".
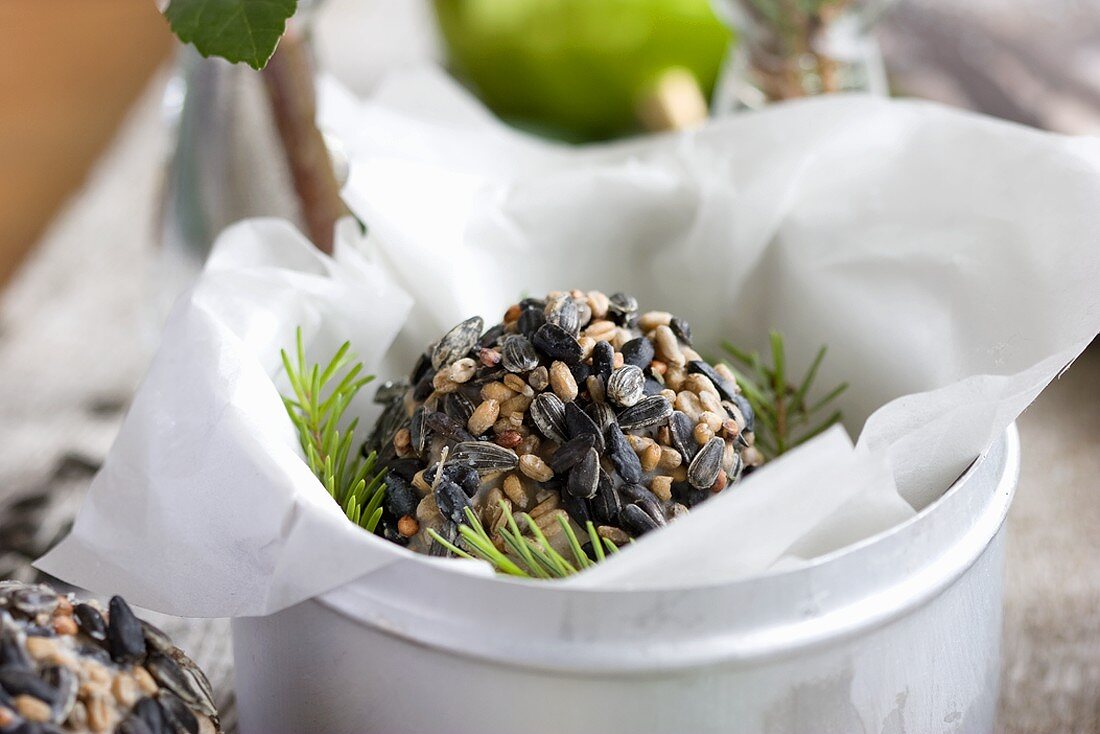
[{"xmin": 711, "ymin": 0, "xmax": 893, "ymax": 111}]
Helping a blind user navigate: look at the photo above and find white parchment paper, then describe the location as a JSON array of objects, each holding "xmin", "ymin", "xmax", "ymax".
[{"xmin": 39, "ymin": 69, "xmax": 1100, "ymax": 614}]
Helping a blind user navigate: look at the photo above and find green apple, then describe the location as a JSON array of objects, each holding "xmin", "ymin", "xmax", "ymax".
[{"xmin": 433, "ymin": 0, "xmax": 733, "ymax": 141}]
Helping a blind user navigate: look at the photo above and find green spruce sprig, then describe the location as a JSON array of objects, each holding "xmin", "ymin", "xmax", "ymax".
[
  {"xmin": 428, "ymin": 501, "xmax": 621, "ymax": 579},
  {"xmin": 722, "ymin": 331, "xmax": 847, "ymax": 458},
  {"xmin": 280, "ymin": 328, "xmax": 387, "ymax": 532}
]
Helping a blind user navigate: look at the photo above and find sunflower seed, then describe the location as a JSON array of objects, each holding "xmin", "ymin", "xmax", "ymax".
[
  {"xmin": 548, "ymin": 434, "xmax": 597, "ymax": 473},
  {"xmin": 608, "ymin": 292, "xmax": 638, "ymax": 316},
  {"xmin": 619, "ymin": 504, "xmax": 659, "ymax": 536},
  {"xmin": 373, "ymin": 379, "xmax": 409, "ymax": 405},
  {"xmin": 605, "ymin": 424, "xmax": 642, "ymax": 483},
  {"xmin": 384, "ymin": 472, "xmax": 419, "ymax": 518},
  {"xmin": 688, "ymin": 437, "xmax": 725, "ymax": 489},
  {"xmin": 478, "ymin": 323, "xmax": 505, "ymax": 348},
  {"xmin": 42, "ymin": 665, "xmax": 76, "ymax": 723},
  {"xmin": 561, "ymin": 492, "xmax": 591, "ymax": 525},
  {"xmin": 668, "ymin": 410, "xmax": 699, "ymax": 462},
  {"xmin": 449, "ymin": 442, "xmax": 520, "ymax": 473},
  {"xmin": 408, "ymin": 351, "xmax": 433, "ymax": 385},
  {"xmin": 617, "ymin": 395, "xmax": 673, "ymax": 430},
  {"xmin": 620, "ymin": 337, "xmax": 655, "ymax": 369},
  {"xmin": 545, "ymin": 295, "xmax": 580, "ymax": 335},
  {"xmin": 587, "ymin": 402, "xmax": 616, "ymax": 435},
  {"xmin": 530, "ymin": 393, "xmax": 568, "ymax": 443},
  {"xmin": 432, "ymin": 316, "xmax": 483, "ymax": 370},
  {"xmin": 591, "ymin": 340, "xmax": 614, "ymax": 382},
  {"xmin": 687, "ymin": 360, "xmax": 737, "ymax": 401},
  {"xmin": 621, "ymin": 485, "xmax": 666, "ymax": 527},
  {"xmin": 606, "ymin": 365, "xmax": 645, "ymax": 407},
  {"xmin": 590, "ymin": 470, "xmax": 621, "ymax": 525},
  {"xmin": 409, "ymin": 407, "xmax": 429, "ymax": 455},
  {"xmin": 444, "ymin": 392, "xmax": 476, "ymax": 425},
  {"xmin": 133, "ymin": 697, "xmax": 171, "ymax": 734},
  {"xmin": 567, "ymin": 448, "xmax": 600, "ymax": 499},
  {"xmin": 728, "ymin": 394, "xmax": 756, "ymax": 433},
  {"xmin": 564, "ymin": 401, "xmax": 604, "ymax": 451},
  {"xmin": 518, "ymin": 307, "xmax": 546, "ymax": 338},
  {"xmin": 434, "ymin": 480, "xmax": 469, "ymax": 525},
  {"xmin": 0, "ymin": 666, "xmax": 57, "ymax": 703},
  {"xmin": 670, "ymin": 316, "xmax": 693, "ymax": 346},
  {"xmin": 533, "ymin": 323, "xmax": 583, "ymax": 364},
  {"xmin": 425, "ymin": 411, "xmax": 475, "ymax": 444},
  {"xmin": 501, "ymin": 335, "xmax": 539, "ymax": 373},
  {"xmin": 160, "ymin": 689, "xmax": 202, "ymax": 733},
  {"xmin": 117, "ymin": 715, "xmax": 155, "ymax": 734},
  {"xmin": 107, "ymin": 596, "xmax": 146, "ymax": 664}
]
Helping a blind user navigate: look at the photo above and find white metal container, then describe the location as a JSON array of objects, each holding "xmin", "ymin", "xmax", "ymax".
[{"xmin": 232, "ymin": 426, "xmax": 1019, "ymax": 734}]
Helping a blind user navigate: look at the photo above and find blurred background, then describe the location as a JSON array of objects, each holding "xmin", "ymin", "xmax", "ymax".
[{"xmin": 1, "ymin": 1, "xmax": 1098, "ymax": 732}]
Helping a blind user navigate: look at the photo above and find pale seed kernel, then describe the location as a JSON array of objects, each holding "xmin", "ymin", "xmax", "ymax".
[
  {"xmin": 14, "ymin": 696, "xmax": 50, "ymax": 723},
  {"xmin": 657, "ymin": 446, "xmax": 682, "ymax": 470},
  {"xmin": 693, "ymin": 423, "xmax": 715, "ymax": 445},
  {"xmin": 586, "ymin": 375, "xmax": 606, "ymax": 404},
  {"xmin": 612, "ymin": 352, "xmax": 624, "ymax": 369},
  {"xmin": 535, "ymin": 509, "xmax": 568, "ymax": 535},
  {"xmin": 587, "ymin": 291, "xmax": 610, "ymax": 319},
  {"xmin": 650, "ymin": 475, "xmax": 673, "ymax": 502},
  {"xmin": 508, "ymin": 412, "xmax": 526, "ymax": 428},
  {"xmin": 675, "ymin": 391, "xmax": 703, "ymax": 421},
  {"xmin": 584, "ymin": 320, "xmax": 616, "ymax": 342},
  {"xmin": 519, "ymin": 454, "xmax": 554, "ymax": 482},
  {"xmin": 684, "ymin": 373, "xmax": 718, "ymax": 397},
  {"xmin": 597, "ymin": 525, "xmax": 630, "ymax": 544},
  {"xmin": 660, "ymin": 388, "xmax": 677, "ymax": 403},
  {"xmin": 528, "ymin": 366, "xmax": 549, "ymax": 391},
  {"xmin": 670, "ymin": 465, "xmax": 689, "ymax": 483},
  {"xmin": 467, "ymin": 399, "xmax": 500, "ymax": 435},
  {"xmin": 393, "ymin": 428, "xmax": 411, "ymax": 453},
  {"xmin": 638, "ymin": 311, "xmax": 672, "ymax": 330},
  {"xmin": 528, "ymin": 494, "xmax": 560, "ymax": 519},
  {"xmin": 500, "ymin": 394, "xmax": 532, "ymax": 416},
  {"xmin": 682, "ymin": 347, "xmax": 702, "ymax": 362},
  {"xmin": 714, "ymin": 362, "xmax": 737, "ymax": 384},
  {"xmin": 625, "ymin": 434, "xmax": 651, "ymax": 453},
  {"xmin": 503, "ymin": 473, "xmax": 529, "ymax": 509},
  {"xmin": 86, "ymin": 693, "xmax": 113, "ymax": 732},
  {"xmin": 656, "ymin": 426, "xmax": 672, "ymax": 446},
  {"xmin": 721, "ymin": 419, "xmax": 741, "ymax": 440},
  {"xmin": 412, "ymin": 470, "xmax": 431, "ymax": 493},
  {"xmin": 743, "ymin": 446, "xmax": 765, "ymax": 467},
  {"xmin": 25, "ymin": 636, "xmax": 59, "ymax": 661},
  {"xmin": 502, "ymin": 373, "xmax": 528, "ymax": 394},
  {"xmin": 481, "ymin": 381, "xmax": 516, "ymax": 403},
  {"xmin": 577, "ymin": 336, "xmax": 596, "ymax": 361},
  {"xmin": 431, "ymin": 369, "xmax": 458, "ymax": 394},
  {"xmin": 723, "ymin": 441, "xmax": 739, "ymax": 471},
  {"xmin": 653, "ymin": 325, "xmax": 685, "ymax": 366},
  {"xmin": 700, "ymin": 411, "xmax": 724, "ymax": 433},
  {"xmin": 52, "ymin": 615, "xmax": 77, "ymax": 636},
  {"xmin": 664, "ymin": 364, "xmax": 687, "ymax": 391},
  {"xmin": 699, "ymin": 391, "xmax": 724, "ymax": 415},
  {"xmin": 640, "ymin": 443, "xmax": 661, "ymax": 472},
  {"xmin": 549, "ymin": 361, "xmax": 578, "ymax": 402},
  {"xmin": 449, "ymin": 357, "xmax": 477, "ymax": 384},
  {"xmin": 649, "ymin": 359, "xmax": 668, "ymax": 376},
  {"xmin": 132, "ymin": 666, "xmax": 158, "ymax": 696},
  {"xmin": 611, "ymin": 328, "xmax": 632, "ymax": 350},
  {"xmin": 111, "ymin": 673, "xmax": 140, "ymax": 709},
  {"xmin": 517, "ymin": 435, "xmax": 541, "ymax": 457}
]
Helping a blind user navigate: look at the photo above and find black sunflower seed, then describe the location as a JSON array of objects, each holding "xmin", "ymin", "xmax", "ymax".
[
  {"xmin": 412, "ymin": 370, "xmax": 436, "ymax": 401},
  {"xmin": 424, "ymin": 411, "xmax": 475, "ymax": 444},
  {"xmin": 620, "ymin": 337, "xmax": 655, "ymax": 368},
  {"xmin": 590, "ymin": 470, "xmax": 622, "ymax": 525},
  {"xmin": 566, "ymin": 448, "xmax": 600, "ymax": 499},
  {"xmin": 587, "ymin": 402, "xmax": 616, "ymax": 435},
  {"xmin": 619, "ymin": 504, "xmax": 659, "ymax": 536},
  {"xmin": 687, "ymin": 360, "xmax": 737, "ymax": 401},
  {"xmin": 561, "ymin": 492, "xmax": 591, "ymax": 525},
  {"xmin": 518, "ymin": 307, "xmax": 546, "ymax": 338},
  {"xmin": 429, "ymin": 462, "xmax": 481, "ymax": 497},
  {"xmin": 434, "ymin": 479, "xmax": 469, "ymax": 525},
  {"xmin": 605, "ymin": 424, "xmax": 642, "ymax": 483},
  {"xmin": 443, "ymin": 392, "xmax": 475, "ymax": 425},
  {"xmin": 532, "ymin": 323, "xmax": 583, "ymax": 364},
  {"xmin": 158, "ymin": 690, "xmax": 200, "ymax": 734},
  {"xmin": 134, "ymin": 697, "xmax": 170, "ymax": 734},
  {"xmin": 608, "ymin": 292, "xmax": 638, "ymax": 316},
  {"xmin": 668, "ymin": 410, "xmax": 699, "ymax": 462},
  {"xmin": 670, "ymin": 316, "xmax": 693, "ymax": 346},
  {"xmin": 478, "ymin": 323, "xmax": 505, "ymax": 348},
  {"xmin": 409, "ymin": 352, "xmax": 433, "ymax": 385},
  {"xmin": 591, "ymin": 340, "xmax": 614, "ymax": 382},
  {"xmin": 72, "ymin": 603, "xmax": 107, "ymax": 643},
  {"xmin": 643, "ymin": 376, "xmax": 664, "ymax": 396},
  {"xmin": 409, "ymin": 407, "xmax": 429, "ymax": 455},
  {"xmin": 606, "ymin": 365, "xmax": 645, "ymax": 407},
  {"xmin": 107, "ymin": 596, "xmax": 146, "ymax": 664},
  {"xmin": 688, "ymin": 437, "xmax": 725, "ymax": 490},
  {"xmin": 568, "ymin": 362, "xmax": 591, "ymax": 386},
  {"xmin": 0, "ymin": 666, "xmax": 57, "ymax": 703},
  {"xmin": 547, "ymin": 434, "xmax": 597, "ymax": 474},
  {"xmin": 43, "ymin": 665, "xmax": 76, "ymax": 724},
  {"xmin": 729, "ymin": 394, "xmax": 756, "ymax": 434},
  {"xmin": 519, "ymin": 297, "xmax": 547, "ymax": 311},
  {"xmin": 432, "ymin": 316, "xmax": 484, "ymax": 370},
  {"xmin": 449, "ymin": 442, "xmax": 520, "ymax": 473},
  {"xmin": 372, "ymin": 379, "xmax": 409, "ymax": 405},
  {"xmin": 384, "ymin": 458, "xmax": 422, "ymax": 482},
  {"xmin": 564, "ymin": 402, "xmax": 604, "ymax": 451},
  {"xmin": 384, "ymin": 472, "xmax": 419, "ymax": 519},
  {"xmin": 530, "ymin": 392, "xmax": 568, "ymax": 443},
  {"xmin": 0, "ymin": 630, "xmax": 30, "ymax": 669},
  {"xmin": 117, "ymin": 716, "xmax": 155, "ymax": 734},
  {"xmin": 617, "ymin": 395, "xmax": 673, "ymax": 431},
  {"xmin": 501, "ymin": 335, "xmax": 539, "ymax": 373}
]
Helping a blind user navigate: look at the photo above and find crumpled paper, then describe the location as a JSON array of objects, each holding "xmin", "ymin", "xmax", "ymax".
[{"xmin": 39, "ymin": 68, "xmax": 1100, "ymax": 614}]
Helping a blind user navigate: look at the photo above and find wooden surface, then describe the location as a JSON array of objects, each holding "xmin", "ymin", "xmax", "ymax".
[{"xmin": 0, "ymin": 0, "xmax": 172, "ymax": 286}]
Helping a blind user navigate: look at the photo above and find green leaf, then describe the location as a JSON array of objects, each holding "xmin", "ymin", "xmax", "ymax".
[{"xmin": 164, "ymin": 0, "xmax": 298, "ymax": 70}]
